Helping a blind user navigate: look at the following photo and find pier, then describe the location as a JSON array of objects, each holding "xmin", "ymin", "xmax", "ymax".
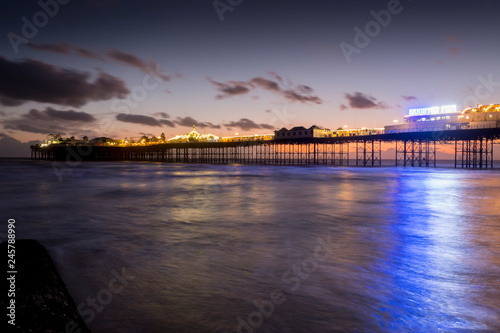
[{"xmin": 31, "ymin": 128, "xmax": 500, "ymax": 168}]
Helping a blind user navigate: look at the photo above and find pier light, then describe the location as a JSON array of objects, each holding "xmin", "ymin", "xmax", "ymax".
[
  {"xmin": 393, "ymin": 120, "xmax": 399, "ymax": 123},
  {"xmin": 343, "ymin": 125, "xmax": 348, "ymax": 129},
  {"xmin": 235, "ymin": 132, "xmax": 239, "ymax": 136}
]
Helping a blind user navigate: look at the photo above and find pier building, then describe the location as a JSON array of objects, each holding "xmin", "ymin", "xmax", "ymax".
[{"xmin": 385, "ymin": 104, "xmax": 500, "ymax": 133}]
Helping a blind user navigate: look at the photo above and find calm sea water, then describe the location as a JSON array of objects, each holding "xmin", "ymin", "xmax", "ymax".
[{"xmin": 1, "ymin": 159, "xmax": 500, "ymax": 333}]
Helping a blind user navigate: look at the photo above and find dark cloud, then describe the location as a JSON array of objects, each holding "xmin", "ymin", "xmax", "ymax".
[
  {"xmin": 74, "ymin": 47, "xmax": 104, "ymax": 60},
  {"xmin": 116, "ymin": 114, "xmax": 162, "ymax": 127},
  {"xmin": 268, "ymin": 72, "xmax": 283, "ymax": 83},
  {"xmin": 28, "ymin": 42, "xmax": 72, "ymax": 54},
  {"xmin": 208, "ymin": 78, "xmax": 250, "ymax": 99},
  {"xmin": 402, "ymin": 95, "xmax": 417, "ymax": 101},
  {"xmin": 208, "ymin": 73, "xmax": 323, "ymax": 104},
  {"xmin": 29, "ymin": 42, "xmax": 104, "ymax": 60},
  {"xmin": 116, "ymin": 113, "xmax": 178, "ymax": 128},
  {"xmin": 154, "ymin": 112, "xmax": 170, "ymax": 119},
  {"xmin": 0, "ymin": 111, "xmax": 5, "ymax": 116},
  {"xmin": 174, "ymin": 116, "xmax": 221, "ymax": 129},
  {"xmin": 447, "ymin": 35, "xmax": 461, "ymax": 42},
  {"xmin": 223, "ymin": 118, "xmax": 274, "ymax": 131},
  {"xmin": 107, "ymin": 49, "xmax": 171, "ymax": 81},
  {"xmin": 250, "ymin": 77, "xmax": 280, "ymax": 91},
  {"xmin": 0, "ymin": 95, "xmax": 24, "ymax": 107},
  {"xmin": 27, "ymin": 43, "xmax": 172, "ymax": 79},
  {"xmin": 5, "ymin": 123, "xmax": 54, "ymax": 134},
  {"xmin": 107, "ymin": 48, "xmax": 151, "ymax": 70},
  {"xmin": 283, "ymin": 89, "xmax": 322, "ymax": 104},
  {"xmin": 218, "ymin": 84, "xmax": 249, "ymax": 98},
  {"xmin": 340, "ymin": 104, "xmax": 348, "ymax": 110},
  {"xmin": 0, "ymin": 57, "xmax": 129, "ymax": 107},
  {"xmin": 259, "ymin": 124, "xmax": 275, "ymax": 130},
  {"xmin": 343, "ymin": 92, "xmax": 389, "ymax": 110},
  {"xmin": 0, "ymin": 135, "xmax": 33, "ymax": 157},
  {"xmin": 449, "ymin": 47, "xmax": 458, "ymax": 56},
  {"xmin": 159, "ymin": 119, "xmax": 175, "ymax": 127},
  {"xmin": 26, "ymin": 108, "xmax": 96, "ymax": 122},
  {"xmin": 2, "ymin": 107, "xmax": 97, "ymax": 135}
]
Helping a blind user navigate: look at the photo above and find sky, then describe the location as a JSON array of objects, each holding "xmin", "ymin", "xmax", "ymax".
[{"xmin": 1, "ymin": 0, "xmax": 500, "ymax": 156}]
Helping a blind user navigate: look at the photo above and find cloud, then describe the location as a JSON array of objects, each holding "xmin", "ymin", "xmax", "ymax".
[
  {"xmin": 0, "ymin": 96, "xmax": 24, "ymax": 107},
  {"xmin": 208, "ymin": 73, "xmax": 323, "ymax": 104},
  {"xmin": 107, "ymin": 49, "xmax": 171, "ymax": 81},
  {"xmin": 0, "ymin": 135, "xmax": 34, "ymax": 157},
  {"xmin": 5, "ymin": 123, "xmax": 53, "ymax": 134},
  {"xmin": 116, "ymin": 114, "xmax": 162, "ymax": 127},
  {"xmin": 259, "ymin": 124, "xmax": 275, "ymax": 130},
  {"xmin": 342, "ymin": 92, "xmax": 389, "ymax": 110},
  {"xmin": 116, "ymin": 114, "xmax": 179, "ymax": 128},
  {"xmin": 449, "ymin": 47, "xmax": 458, "ymax": 56},
  {"xmin": 154, "ymin": 112, "xmax": 170, "ymax": 118},
  {"xmin": 208, "ymin": 78, "xmax": 250, "ymax": 99},
  {"xmin": 159, "ymin": 119, "xmax": 175, "ymax": 127},
  {"xmin": 402, "ymin": 95, "xmax": 417, "ymax": 101},
  {"xmin": 28, "ymin": 43, "xmax": 172, "ymax": 79},
  {"xmin": 283, "ymin": 88, "xmax": 322, "ymax": 104},
  {"xmin": 223, "ymin": 118, "xmax": 274, "ymax": 131},
  {"xmin": 107, "ymin": 48, "xmax": 152, "ymax": 70},
  {"xmin": 138, "ymin": 132, "xmax": 155, "ymax": 137},
  {"xmin": 0, "ymin": 57, "xmax": 129, "ymax": 107},
  {"xmin": 27, "ymin": 108, "xmax": 96, "ymax": 122},
  {"xmin": 28, "ymin": 42, "xmax": 104, "ymax": 60},
  {"xmin": 2, "ymin": 107, "xmax": 97, "ymax": 135},
  {"xmin": 74, "ymin": 47, "xmax": 104, "ymax": 60},
  {"xmin": 250, "ymin": 77, "xmax": 281, "ymax": 91},
  {"xmin": 28, "ymin": 42, "xmax": 72, "ymax": 54},
  {"xmin": 174, "ymin": 116, "xmax": 221, "ymax": 129},
  {"xmin": 268, "ymin": 71, "xmax": 284, "ymax": 83}
]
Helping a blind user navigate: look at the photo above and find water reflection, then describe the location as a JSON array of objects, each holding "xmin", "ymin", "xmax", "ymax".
[
  {"xmin": 385, "ymin": 170, "xmax": 497, "ymax": 331},
  {"xmin": 1, "ymin": 161, "xmax": 499, "ymax": 332}
]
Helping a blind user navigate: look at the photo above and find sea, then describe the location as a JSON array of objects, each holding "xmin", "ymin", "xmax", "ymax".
[{"xmin": 1, "ymin": 159, "xmax": 500, "ymax": 333}]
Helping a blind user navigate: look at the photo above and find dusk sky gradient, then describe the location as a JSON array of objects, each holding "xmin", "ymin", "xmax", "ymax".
[{"xmin": 1, "ymin": 0, "xmax": 500, "ymax": 153}]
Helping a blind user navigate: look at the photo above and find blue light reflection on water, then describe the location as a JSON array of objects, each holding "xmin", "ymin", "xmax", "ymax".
[
  {"xmin": 1, "ymin": 160, "xmax": 500, "ymax": 332},
  {"xmin": 381, "ymin": 171, "xmax": 478, "ymax": 331}
]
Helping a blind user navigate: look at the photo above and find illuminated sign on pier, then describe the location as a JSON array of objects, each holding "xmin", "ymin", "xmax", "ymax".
[{"xmin": 409, "ymin": 105, "xmax": 457, "ymax": 116}]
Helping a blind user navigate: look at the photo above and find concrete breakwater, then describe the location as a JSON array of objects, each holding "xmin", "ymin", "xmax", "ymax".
[{"xmin": 1, "ymin": 239, "xmax": 91, "ymax": 332}]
